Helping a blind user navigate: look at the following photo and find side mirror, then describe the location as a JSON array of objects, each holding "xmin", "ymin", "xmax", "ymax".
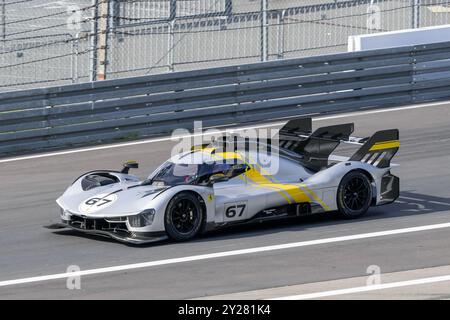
[
  {"xmin": 121, "ymin": 160, "xmax": 139, "ymax": 174},
  {"xmin": 208, "ymin": 174, "xmax": 229, "ymax": 185}
]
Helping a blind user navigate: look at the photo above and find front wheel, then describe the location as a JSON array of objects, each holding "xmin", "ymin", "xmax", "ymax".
[
  {"xmin": 164, "ymin": 192, "xmax": 204, "ymax": 241},
  {"xmin": 337, "ymin": 171, "xmax": 372, "ymax": 219}
]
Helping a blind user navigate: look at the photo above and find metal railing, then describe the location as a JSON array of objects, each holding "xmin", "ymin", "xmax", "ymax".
[
  {"xmin": 1, "ymin": 0, "xmax": 449, "ymax": 91},
  {"xmin": 1, "ymin": 41, "xmax": 450, "ymax": 156}
]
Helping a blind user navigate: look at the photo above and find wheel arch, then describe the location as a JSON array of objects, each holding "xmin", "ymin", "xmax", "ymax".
[
  {"xmin": 168, "ymin": 190, "xmax": 208, "ymax": 232},
  {"xmin": 346, "ymin": 168, "xmax": 377, "ymax": 206}
]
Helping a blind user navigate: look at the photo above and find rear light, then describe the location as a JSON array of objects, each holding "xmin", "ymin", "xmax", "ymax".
[{"xmin": 128, "ymin": 209, "xmax": 155, "ymax": 227}]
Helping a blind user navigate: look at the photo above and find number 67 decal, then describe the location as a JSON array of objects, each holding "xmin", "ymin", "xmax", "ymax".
[
  {"xmin": 225, "ymin": 203, "xmax": 247, "ymax": 219},
  {"xmin": 79, "ymin": 193, "xmax": 117, "ymax": 214}
]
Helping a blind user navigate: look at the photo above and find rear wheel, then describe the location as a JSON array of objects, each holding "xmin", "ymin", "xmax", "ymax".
[
  {"xmin": 164, "ymin": 192, "xmax": 203, "ymax": 241},
  {"xmin": 337, "ymin": 171, "xmax": 372, "ymax": 219}
]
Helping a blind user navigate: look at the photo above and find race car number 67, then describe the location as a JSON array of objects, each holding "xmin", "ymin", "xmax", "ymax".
[
  {"xmin": 79, "ymin": 193, "xmax": 118, "ymax": 214},
  {"xmin": 85, "ymin": 198, "xmax": 111, "ymax": 206},
  {"xmin": 225, "ymin": 204, "xmax": 246, "ymax": 218}
]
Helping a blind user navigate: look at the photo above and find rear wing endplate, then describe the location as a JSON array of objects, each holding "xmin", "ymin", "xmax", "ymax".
[{"xmin": 349, "ymin": 129, "xmax": 400, "ymax": 168}]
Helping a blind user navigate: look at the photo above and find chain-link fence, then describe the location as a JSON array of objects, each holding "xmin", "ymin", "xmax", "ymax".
[{"xmin": 1, "ymin": 0, "xmax": 449, "ymax": 91}]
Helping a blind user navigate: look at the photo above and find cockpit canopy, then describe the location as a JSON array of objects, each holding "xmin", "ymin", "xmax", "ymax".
[{"xmin": 144, "ymin": 151, "xmax": 248, "ymax": 186}]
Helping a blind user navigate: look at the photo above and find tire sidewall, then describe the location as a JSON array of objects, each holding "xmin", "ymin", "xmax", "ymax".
[
  {"xmin": 164, "ymin": 192, "xmax": 204, "ymax": 241},
  {"xmin": 337, "ymin": 171, "xmax": 372, "ymax": 219}
]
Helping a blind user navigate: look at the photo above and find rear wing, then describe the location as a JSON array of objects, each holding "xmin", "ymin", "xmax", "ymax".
[
  {"xmin": 279, "ymin": 117, "xmax": 399, "ymax": 170},
  {"xmin": 349, "ymin": 129, "xmax": 400, "ymax": 168}
]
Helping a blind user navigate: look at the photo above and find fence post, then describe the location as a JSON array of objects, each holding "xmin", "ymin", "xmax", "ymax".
[
  {"xmin": 1, "ymin": 0, "xmax": 5, "ymax": 41},
  {"xmin": 89, "ymin": 0, "xmax": 98, "ymax": 82},
  {"xmin": 96, "ymin": 0, "xmax": 109, "ymax": 80},
  {"xmin": 109, "ymin": 0, "xmax": 119, "ymax": 31},
  {"xmin": 412, "ymin": 0, "xmax": 420, "ymax": 29},
  {"xmin": 71, "ymin": 37, "xmax": 75, "ymax": 83},
  {"xmin": 260, "ymin": 0, "xmax": 268, "ymax": 62},
  {"xmin": 276, "ymin": 10, "xmax": 285, "ymax": 59},
  {"xmin": 170, "ymin": 0, "xmax": 177, "ymax": 21},
  {"xmin": 225, "ymin": 0, "xmax": 232, "ymax": 16},
  {"xmin": 167, "ymin": 0, "xmax": 177, "ymax": 72},
  {"xmin": 72, "ymin": 35, "xmax": 80, "ymax": 83},
  {"xmin": 168, "ymin": 21, "xmax": 175, "ymax": 72}
]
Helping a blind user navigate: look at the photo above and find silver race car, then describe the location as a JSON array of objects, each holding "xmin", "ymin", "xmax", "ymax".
[{"xmin": 54, "ymin": 117, "xmax": 400, "ymax": 244}]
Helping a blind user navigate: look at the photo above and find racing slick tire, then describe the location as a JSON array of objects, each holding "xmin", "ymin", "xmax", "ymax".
[
  {"xmin": 337, "ymin": 171, "xmax": 372, "ymax": 219},
  {"xmin": 164, "ymin": 192, "xmax": 204, "ymax": 241}
]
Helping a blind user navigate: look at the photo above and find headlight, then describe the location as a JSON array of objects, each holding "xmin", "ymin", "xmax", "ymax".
[
  {"xmin": 128, "ymin": 209, "xmax": 155, "ymax": 227},
  {"xmin": 60, "ymin": 207, "xmax": 71, "ymax": 220}
]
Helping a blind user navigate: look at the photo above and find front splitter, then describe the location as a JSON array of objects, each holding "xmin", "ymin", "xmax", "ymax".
[{"xmin": 47, "ymin": 222, "xmax": 168, "ymax": 245}]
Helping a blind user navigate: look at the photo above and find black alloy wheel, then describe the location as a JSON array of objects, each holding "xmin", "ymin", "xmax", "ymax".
[
  {"xmin": 164, "ymin": 192, "xmax": 203, "ymax": 241},
  {"xmin": 337, "ymin": 171, "xmax": 372, "ymax": 218}
]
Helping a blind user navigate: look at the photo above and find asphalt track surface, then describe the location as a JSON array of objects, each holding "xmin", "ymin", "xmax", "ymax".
[{"xmin": 0, "ymin": 101, "xmax": 450, "ymax": 299}]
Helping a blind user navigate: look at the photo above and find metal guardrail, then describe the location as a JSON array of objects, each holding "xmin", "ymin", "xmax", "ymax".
[{"xmin": 1, "ymin": 41, "xmax": 450, "ymax": 156}]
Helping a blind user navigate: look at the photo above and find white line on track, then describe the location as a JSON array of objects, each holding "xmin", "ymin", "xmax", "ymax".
[
  {"xmin": 1, "ymin": 100, "xmax": 448, "ymax": 164},
  {"xmin": 1, "ymin": 222, "xmax": 450, "ymax": 288},
  {"xmin": 269, "ymin": 275, "xmax": 450, "ymax": 300}
]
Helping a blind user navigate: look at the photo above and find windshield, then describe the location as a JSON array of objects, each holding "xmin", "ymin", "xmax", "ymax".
[
  {"xmin": 144, "ymin": 161, "xmax": 247, "ymax": 186},
  {"xmin": 144, "ymin": 161, "xmax": 232, "ymax": 186}
]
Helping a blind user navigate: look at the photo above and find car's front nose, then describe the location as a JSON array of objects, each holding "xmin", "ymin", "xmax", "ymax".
[
  {"xmin": 55, "ymin": 182, "xmax": 171, "ymax": 243},
  {"xmin": 57, "ymin": 206, "xmax": 166, "ymax": 244}
]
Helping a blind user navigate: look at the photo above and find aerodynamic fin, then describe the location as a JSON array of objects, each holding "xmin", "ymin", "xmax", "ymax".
[
  {"xmin": 279, "ymin": 117, "xmax": 312, "ymax": 135},
  {"xmin": 350, "ymin": 129, "xmax": 400, "ymax": 168},
  {"xmin": 279, "ymin": 117, "xmax": 354, "ymax": 171}
]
